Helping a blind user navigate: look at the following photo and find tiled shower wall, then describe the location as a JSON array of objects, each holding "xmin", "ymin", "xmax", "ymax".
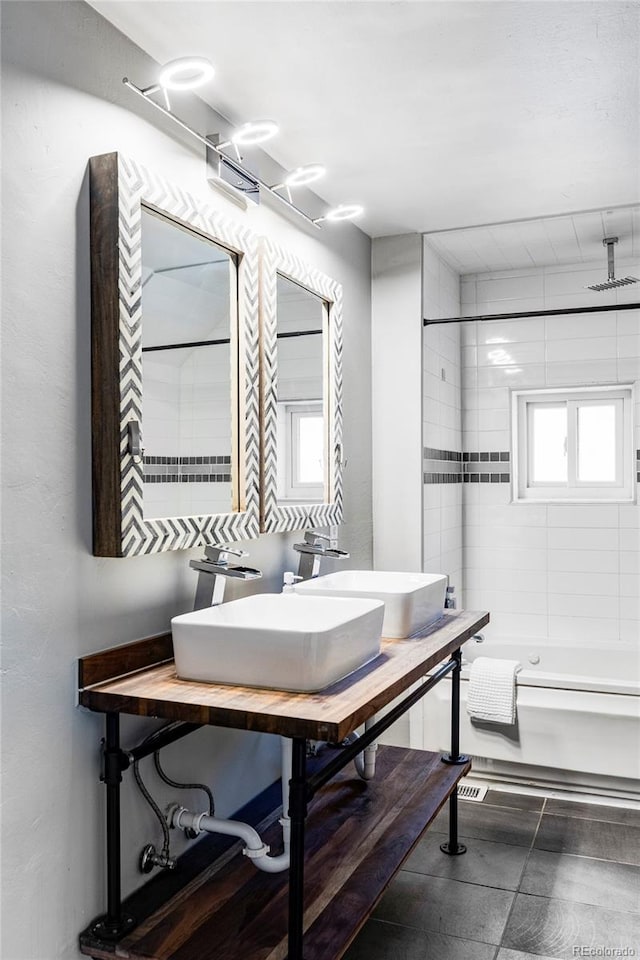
[
  {"xmin": 460, "ymin": 259, "xmax": 640, "ymax": 652},
  {"xmin": 143, "ymin": 345, "xmax": 233, "ymax": 517},
  {"xmin": 422, "ymin": 240, "xmax": 463, "ymax": 598}
]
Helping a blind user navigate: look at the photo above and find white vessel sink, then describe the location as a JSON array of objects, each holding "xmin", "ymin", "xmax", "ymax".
[
  {"xmin": 171, "ymin": 593, "xmax": 384, "ymax": 692},
  {"xmin": 294, "ymin": 570, "xmax": 448, "ymax": 639}
]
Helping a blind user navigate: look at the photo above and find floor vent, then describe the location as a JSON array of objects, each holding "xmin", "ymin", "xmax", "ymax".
[{"xmin": 457, "ymin": 783, "xmax": 488, "ymax": 802}]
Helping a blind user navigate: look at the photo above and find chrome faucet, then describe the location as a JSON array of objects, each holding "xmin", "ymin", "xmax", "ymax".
[
  {"xmin": 293, "ymin": 530, "xmax": 349, "ymax": 580},
  {"xmin": 190, "ymin": 544, "xmax": 262, "ymax": 609}
]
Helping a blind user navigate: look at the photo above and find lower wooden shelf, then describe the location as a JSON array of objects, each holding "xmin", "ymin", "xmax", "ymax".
[{"xmin": 80, "ymin": 745, "xmax": 469, "ymax": 960}]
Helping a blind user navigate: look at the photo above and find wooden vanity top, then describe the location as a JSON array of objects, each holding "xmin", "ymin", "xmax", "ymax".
[{"xmin": 79, "ymin": 609, "xmax": 488, "ymax": 742}]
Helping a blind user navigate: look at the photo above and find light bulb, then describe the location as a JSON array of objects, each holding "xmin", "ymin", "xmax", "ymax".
[
  {"xmin": 325, "ymin": 203, "xmax": 364, "ymax": 222},
  {"xmin": 231, "ymin": 120, "xmax": 279, "ymax": 146},
  {"xmin": 285, "ymin": 164, "xmax": 326, "ymax": 188},
  {"xmin": 158, "ymin": 57, "xmax": 215, "ymax": 91}
]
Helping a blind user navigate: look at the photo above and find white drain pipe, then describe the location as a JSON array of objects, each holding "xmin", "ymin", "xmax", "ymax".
[
  {"xmin": 352, "ymin": 716, "xmax": 378, "ymax": 781},
  {"xmin": 170, "ymin": 737, "xmax": 292, "ymax": 874},
  {"xmin": 170, "ymin": 727, "xmax": 377, "ymax": 874},
  {"xmin": 279, "ymin": 734, "xmax": 292, "ymax": 856}
]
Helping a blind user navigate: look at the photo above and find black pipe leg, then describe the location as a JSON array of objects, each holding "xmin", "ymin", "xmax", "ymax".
[
  {"xmin": 287, "ymin": 738, "xmax": 308, "ymax": 960},
  {"xmin": 441, "ymin": 648, "xmax": 469, "ymax": 856},
  {"xmin": 441, "ymin": 648, "xmax": 470, "ymax": 767},
  {"xmin": 91, "ymin": 713, "xmax": 136, "ymax": 941},
  {"xmin": 440, "ymin": 791, "xmax": 467, "ymax": 856}
]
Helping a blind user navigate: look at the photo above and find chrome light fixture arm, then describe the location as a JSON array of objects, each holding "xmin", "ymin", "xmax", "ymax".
[
  {"xmin": 122, "ymin": 70, "xmax": 364, "ymax": 229},
  {"xmin": 123, "ymin": 78, "xmax": 320, "ymax": 227}
]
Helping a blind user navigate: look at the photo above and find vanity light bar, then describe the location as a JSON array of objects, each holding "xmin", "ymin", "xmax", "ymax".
[{"xmin": 122, "ymin": 72, "xmax": 364, "ymax": 228}]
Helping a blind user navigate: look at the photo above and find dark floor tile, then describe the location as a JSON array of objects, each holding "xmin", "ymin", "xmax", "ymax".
[
  {"xmin": 405, "ymin": 832, "xmax": 529, "ymax": 890},
  {"xmin": 497, "ymin": 950, "xmax": 562, "ymax": 960},
  {"xmin": 485, "ymin": 790, "xmax": 545, "ymax": 812},
  {"xmin": 535, "ymin": 814, "xmax": 640, "ymax": 865},
  {"xmin": 343, "ymin": 918, "xmax": 497, "ymax": 960},
  {"xmin": 433, "ymin": 801, "xmax": 540, "ymax": 847},
  {"xmin": 520, "ymin": 849, "xmax": 640, "ymax": 914},
  {"xmin": 544, "ymin": 798, "xmax": 640, "ymax": 827},
  {"xmin": 502, "ymin": 893, "xmax": 640, "ymax": 960},
  {"xmin": 373, "ymin": 871, "xmax": 514, "ymax": 944}
]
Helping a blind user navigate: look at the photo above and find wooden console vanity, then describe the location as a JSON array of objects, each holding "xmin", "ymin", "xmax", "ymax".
[{"xmin": 78, "ymin": 608, "xmax": 489, "ymax": 960}]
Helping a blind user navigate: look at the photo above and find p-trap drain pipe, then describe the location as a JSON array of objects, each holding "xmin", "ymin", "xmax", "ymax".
[
  {"xmin": 169, "ymin": 803, "xmax": 291, "ymax": 874},
  {"xmin": 168, "ymin": 737, "xmax": 292, "ymax": 874}
]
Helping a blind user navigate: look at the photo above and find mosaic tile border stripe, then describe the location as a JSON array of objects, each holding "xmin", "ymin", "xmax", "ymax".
[
  {"xmin": 144, "ymin": 454, "xmax": 232, "ymax": 484},
  {"xmin": 423, "ymin": 447, "xmax": 463, "ymax": 462},
  {"xmin": 424, "ymin": 473, "xmax": 464, "ymax": 484},
  {"xmin": 145, "ymin": 474, "xmax": 232, "ymax": 484},
  {"xmin": 144, "ymin": 455, "xmax": 232, "ymax": 466},
  {"xmin": 426, "ymin": 446, "xmax": 640, "ymax": 484},
  {"xmin": 464, "ymin": 451, "xmax": 510, "ymax": 463},
  {"xmin": 463, "ymin": 472, "xmax": 511, "ymax": 484},
  {"xmin": 423, "ymin": 449, "xmax": 511, "ymax": 484}
]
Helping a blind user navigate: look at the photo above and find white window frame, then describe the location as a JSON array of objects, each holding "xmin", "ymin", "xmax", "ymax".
[
  {"xmin": 512, "ymin": 384, "xmax": 635, "ymax": 503},
  {"xmin": 276, "ymin": 400, "xmax": 325, "ymax": 502}
]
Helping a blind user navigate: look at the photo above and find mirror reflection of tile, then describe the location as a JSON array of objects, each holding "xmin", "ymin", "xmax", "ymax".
[{"xmin": 141, "ymin": 207, "xmax": 236, "ymax": 519}]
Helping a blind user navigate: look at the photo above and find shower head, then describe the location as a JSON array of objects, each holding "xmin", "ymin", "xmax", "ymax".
[{"xmin": 586, "ymin": 237, "xmax": 639, "ymax": 291}]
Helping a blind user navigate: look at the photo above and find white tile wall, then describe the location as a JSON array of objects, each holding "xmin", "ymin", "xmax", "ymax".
[
  {"xmin": 143, "ymin": 357, "xmax": 181, "ymax": 456},
  {"xmin": 461, "ymin": 260, "xmax": 640, "ymax": 653},
  {"xmin": 422, "ymin": 239, "xmax": 463, "ymax": 598},
  {"xmin": 143, "ymin": 344, "xmax": 233, "ymax": 518}
]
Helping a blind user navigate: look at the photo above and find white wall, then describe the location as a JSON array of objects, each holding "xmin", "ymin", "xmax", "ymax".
[
  {"xmin": 460, "ymin": 261, "xmax": 640, "ymax": 654},
  {"xmin": 0, "ymin": 3, "xmax": 373, "ymax": 958},
  {"xmin": 422, "ymin": 240, "xmax": 463, "ymax": 600},
  {"xmin": 371, "ymin": 234, "xmax": 423, "ymax": 572},
  {"xmin": 371, "ymin": 237, "xmax": 463, "ymax": 750}
]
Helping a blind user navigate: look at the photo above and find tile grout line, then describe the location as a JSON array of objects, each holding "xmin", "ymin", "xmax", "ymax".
[
  {"xmin": 520, "ymin": 847, "xmax": 640, "ymax": 869},
  {"xmin": 541, "ymin": 808, "xmax": 640, "ymax": 828},
  {"xmin": 401, "ymin": 865, "xmax": 528, "ymax": 895},
  {"xmin": 535, "ymin": 809, "xmax": 640, "ymax": 866},
  {"xmin": 495, "ymin": 797, "xmax": 549, "ymax": 954},
  {"xmin": 487, "ymin": 883, "xmax": 640, "ymax": 920}
]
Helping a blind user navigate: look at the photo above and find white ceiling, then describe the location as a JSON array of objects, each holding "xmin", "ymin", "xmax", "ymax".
[
  {"xmin": 89, "ymin": 1, "xmax": 639, "ymax": 239},
  {"xmin": 426, "ymin": 205, "xmax": 640, "ymax": 274}
]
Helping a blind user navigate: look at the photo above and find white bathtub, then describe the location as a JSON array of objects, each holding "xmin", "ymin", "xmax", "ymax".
[{"xmin": 422, "ymin": 636, "xmax": 640, "ymax": 797}]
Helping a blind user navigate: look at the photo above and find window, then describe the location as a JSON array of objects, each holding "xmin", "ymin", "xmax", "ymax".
[
  {"xmin": 513, "ymin": 386, "xmax": 634, "ymax": 502},
  {"xmin": 277, "ymin": 401, "xmax": 325, "ymax": 501}
]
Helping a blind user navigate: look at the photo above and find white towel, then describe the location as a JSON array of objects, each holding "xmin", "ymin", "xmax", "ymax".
[{"xmin": 467, "ymin": 656, "xmax": 521, "ymax": 725}]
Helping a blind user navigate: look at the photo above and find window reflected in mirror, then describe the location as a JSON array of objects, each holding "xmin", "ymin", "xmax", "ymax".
[
  {"xmin": 140, "ymin": 207, "xmax": 237, "ymax": 519},
  {"xmin": 275, "ymin": 275, "xmax": 327, "ymax": 503}
]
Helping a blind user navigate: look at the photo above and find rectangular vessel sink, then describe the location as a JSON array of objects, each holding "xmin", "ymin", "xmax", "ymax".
[
  {"xmin": 171, "ymin": 593, "xmax": 384, "ymax": 692},
  {"xmin": 294, "ymin": 570, "xmax": 447, "ymax": 639}
]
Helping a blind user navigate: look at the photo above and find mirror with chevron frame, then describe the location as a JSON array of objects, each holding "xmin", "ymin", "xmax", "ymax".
[
  {"xmin": 89, "ymin": 152, "xmax": 261, "ymax": 556},
  {"xmin": 259, "ymin": 239, "xmax": 344, "ymax": 534}
]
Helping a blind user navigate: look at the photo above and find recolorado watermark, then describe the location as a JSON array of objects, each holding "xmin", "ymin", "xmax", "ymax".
[{"xmin": 573, "ymin": 949, "xmax": 636, "ymax": 958}]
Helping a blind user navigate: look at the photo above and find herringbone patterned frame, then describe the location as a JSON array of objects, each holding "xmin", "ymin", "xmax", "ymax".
[
  {"xmin": 92, "ymin": 152, "xmax": 260, "ymax": 556},
  {"xmin": 259, "ymin": 239, "xmax": 344, "ymax": 533}
]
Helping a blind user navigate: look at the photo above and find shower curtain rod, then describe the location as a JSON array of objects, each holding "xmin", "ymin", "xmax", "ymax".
[
  {"xmin": 423, "ymin": 301, "xmax": 640, "ymax": 326},
  {"xmin": 142, "ymin": 329, "xmax": 323, "ymax": 352}
]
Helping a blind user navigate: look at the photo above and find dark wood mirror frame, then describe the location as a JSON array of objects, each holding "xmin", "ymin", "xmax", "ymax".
[{"xmin": 89, "ymin": 152, "xmax": 260, "ymax": 556}]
